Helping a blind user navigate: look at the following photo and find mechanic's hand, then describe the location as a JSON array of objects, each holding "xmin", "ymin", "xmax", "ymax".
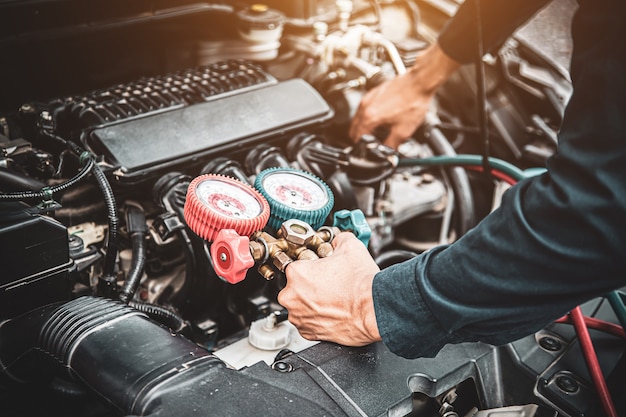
[
  {"xmin": 349, "ymin": 42, "xmax": 461, "ymax": 149},
  {"xmin": 278, "ymin": 232, "xmax": 382, "ymax": 346}
]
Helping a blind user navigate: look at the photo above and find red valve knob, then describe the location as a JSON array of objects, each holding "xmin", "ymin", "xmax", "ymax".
[{"xmin": 210, "ymin": 229, "xmax": 254, "ymax": 284}]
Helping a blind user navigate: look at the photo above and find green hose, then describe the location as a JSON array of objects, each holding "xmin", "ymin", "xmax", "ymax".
[
  {"xmin": 402, "ymin": 154, "xmax": 626, "ymax": 333},
  {"xmin": 607, "ymin": 291, "xmax": 626, "ymax": 330},
  {"xmin": 398, "ymin": 154, "xmax": 544, "ymax": 182}
]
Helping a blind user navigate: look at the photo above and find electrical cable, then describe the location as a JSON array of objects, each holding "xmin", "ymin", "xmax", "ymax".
[
  {"xmin": 128, "ymin": 301, "xmax": 185, "ymax": 332},
  {"xmin": 2, "ymin": 127, "xmax": 120, "ymax": 291},
  {"xmin": 473, "ymin": 0, "xmax": 491, "ymax": 177},
  {"xmin": 0, "ymin": 153, "xmax": 94, "ymax": 201},
  {"xmin": 439, "ymin": 173, "xmax": 455, "ymax": 244},
  {"xmin": 119, "ymin": 233, "xmax": 147, "ymax": 304},
  {"xmin": 91, "ymin": 161, "xmax": 119, "ymax": 278},
  {"xmin": 569, "ymin": 307, "xmax": 618, "ymax": 417}
]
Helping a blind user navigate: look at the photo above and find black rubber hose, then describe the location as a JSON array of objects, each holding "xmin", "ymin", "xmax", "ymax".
[
  {"xmin": 152, "ymin": 174, "xmax": 197, "ymax": 310},
  {"xmin": 168, "ymin": 229, "xmax": 197, "ymax": 309},
  {"xmin": 375, "ymin": 249, "xmax": 418, "ymax": 269},
  {"xmin": 1, "ymin": 296, "xmax": 221, "ymax": 414},
  {"xmin": 54, "ymin": 201, "xmax": 107, "ymax": 223},
  {"xmin": 48, "ymin": 377, "xmax": 89, "ymax": 399},
  {"xmin": 91, "ymin": 162, "xmax": 119, "ymax": 277},
  {"xmin": 0, "ymin": 167, "xmax": 46, "ymax": 192},
  {"xmin": 423, "ymin": 117, "xmax": 477, "ymax": 235},
  {"xmin": 2, "ymin": 296, "xmax": 334, "ymax": 417},
  {"xmin": 128, "ymin": 301, "xmax": 185, "ymax": 332}
]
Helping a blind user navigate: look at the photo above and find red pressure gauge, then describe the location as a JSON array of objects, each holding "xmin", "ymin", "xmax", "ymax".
[{"xmin": 184, "ymin": 174, "xmax": 270, "ymax": 242}]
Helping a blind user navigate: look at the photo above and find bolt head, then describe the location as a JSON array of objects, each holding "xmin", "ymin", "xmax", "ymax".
[
  {"xmin": 272, "ymin": 361, "xmax": 293, "ymax": 373},
  {"xmin": 539, "ymin": 336, "xmax": 562, "ymax": 352},
  {"xmin": 556, "ymin": 375, "xmax": 579, "ymax": 393}
]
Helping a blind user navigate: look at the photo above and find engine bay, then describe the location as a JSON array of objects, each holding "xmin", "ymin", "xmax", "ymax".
[{"xmin": 1, "ymin": 1, "xmax": 624, "ymax": 416}]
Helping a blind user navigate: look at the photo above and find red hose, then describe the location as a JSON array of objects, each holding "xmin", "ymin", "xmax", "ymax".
[
  {"xmin": 466, "ymin": 165, "xmax": 518, "ymax": 185},
  {"xmin": 555, "ymin": 315, "xmax": 626, "ymax": 339},
  {"xmin": 463, "ymin": 163, "xmax": 619, "ymax": 415},
  {"xmin": 569, "ymin": 307, "xmax": 618, "ymax": 417}
]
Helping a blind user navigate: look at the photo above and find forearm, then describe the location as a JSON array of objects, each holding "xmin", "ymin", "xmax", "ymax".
[
  {"xmin": 373, "ymin": 0, "xmax": 626, "ymax": 359},
  {"xmin": 349, "ymin": 41, "xmax": 460, "ymax": 147},
  {"xmin": 406, "ymin": 41, "xmax": 461, "ymax": 95},
  {"xmin": 375, "ymin": 166, "xmax": 626, "ymax": 358},
  {"xmin": 438, "ymin": 0, "xmax": 551, "ymax": 64}
]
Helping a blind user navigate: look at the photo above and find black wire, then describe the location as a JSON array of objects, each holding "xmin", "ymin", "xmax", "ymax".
[
  {"xmin": 119, "ymin": 232, "xmax": 147, "ymax": 304},
  {"xmin": 91, "ymin": 161, "xmax": 119, "ymax": 278},
  {"xmin": 0, "ymin": 154, "xmax": 94, "ymax": 201},
  {"xmin": 474, "ymin": 0, "xmax": 491, "ymax": 176},
  {"xmin": 129, "ymin": 301, "xmax": 185, "ymax": 332}
]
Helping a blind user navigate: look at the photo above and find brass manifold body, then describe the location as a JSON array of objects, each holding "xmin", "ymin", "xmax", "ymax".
[{"xmin": 248, "ymin": 219, "xmax": 341, "ymax": 280}]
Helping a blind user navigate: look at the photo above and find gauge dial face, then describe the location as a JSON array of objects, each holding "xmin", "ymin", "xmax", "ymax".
[
  {"xmin": 196, "ymin": 177, "xmax": 263, "ymax": 219},
  {"xmin": 261, "ymin": 171, "xmax": 329, "ymax": 210}
]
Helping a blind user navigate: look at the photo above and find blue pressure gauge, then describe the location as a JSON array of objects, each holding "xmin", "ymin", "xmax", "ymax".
[{"xmin": 254, "ymin": 167, "xmax": 334, "ymax": 232}]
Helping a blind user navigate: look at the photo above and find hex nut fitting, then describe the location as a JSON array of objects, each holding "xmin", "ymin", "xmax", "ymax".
[
  {"xmin": 280, "ymin": 219, "xmax": 315, "ymax": 246},
  {"xmin": 249, "ymin": 240, "xmax": 266, "ymax": 261},
  {"xmin": 272, "ymin": 251, "xmax": 294, "ymax": 272}
]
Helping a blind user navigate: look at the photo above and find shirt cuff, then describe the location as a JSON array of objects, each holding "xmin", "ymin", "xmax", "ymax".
[{"xmin": 372, "ymin": 249, "xmax": 461, "ymax": 359}]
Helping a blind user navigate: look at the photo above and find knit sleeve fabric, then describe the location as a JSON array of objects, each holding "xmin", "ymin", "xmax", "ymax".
[{"xmin": 373, "ymin": 0, "xmax": 626, "ymax": 359}]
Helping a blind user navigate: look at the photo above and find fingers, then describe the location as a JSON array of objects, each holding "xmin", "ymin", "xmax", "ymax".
[
  {"xmin": 349, "ymin": 85, "xmax": 384, "ymax": 142},
  {"xmin": 383, "ymin": 126, "xmax": 414, "ymax": 149},
  {"xmin": 278, "ymin": 234, "xmax": 381, "ymax": 347},
  {"xmin": 276, "ymin": 284, "xmax": 293, "ymax": 314},
  {"xmin": 382, "ymin": 131, "xmax": 407, "ymax": 150},
  {"xmin": 349, "ymin": 97, "xmax": 410, "ymax": 149},
  {"xmin": 277, "ymin": 262, "xmax": 321, "ymax": 341},
  {"xmin": 331, "ymin": 231, "xmax": 358, "ymax": 248}
]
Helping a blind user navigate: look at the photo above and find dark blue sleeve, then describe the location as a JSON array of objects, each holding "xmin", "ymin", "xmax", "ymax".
[
  {"xmin": 437, "ymin": 0, "xmax": 551, "ymax": 64},
  {"xmin": 373, "ymin": 0, "xmax": 626, "ymax": 359}
]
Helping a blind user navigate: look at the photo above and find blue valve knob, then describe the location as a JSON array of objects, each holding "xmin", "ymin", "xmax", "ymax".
[{"xmin": 333, "ymin": 209, "xmax": 371, "ymax": 247}]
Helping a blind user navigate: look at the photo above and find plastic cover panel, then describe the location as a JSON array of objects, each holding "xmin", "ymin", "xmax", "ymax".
[{"xmin": 87, "ymin": 79, "xmax": 333, "ymax": 180}]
